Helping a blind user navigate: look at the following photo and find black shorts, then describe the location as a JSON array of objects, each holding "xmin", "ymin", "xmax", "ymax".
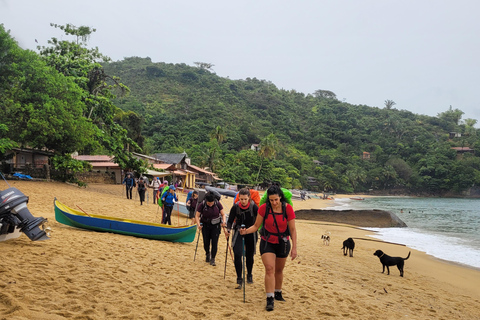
[
  {"xmin": 188, "ymin": 208, "xmax": 195, "ymax": 219},
  {"xmin": 259, "ymin": 239, "xmax": 291, "ymax": 258}
]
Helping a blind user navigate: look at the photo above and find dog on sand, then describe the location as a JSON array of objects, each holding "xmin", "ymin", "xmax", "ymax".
[
  {"xmin": 373, "ymin": 250, "xmax": 411, "ymax": 277},
  {"xmin": 321, "ymin": 232, "xmax": 330, "ymax": 246},
  {"xmin": 342, "ymin": 238, "xmax": 355, "ymax": 257}
]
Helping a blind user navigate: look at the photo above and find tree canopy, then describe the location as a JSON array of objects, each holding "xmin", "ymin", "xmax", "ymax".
[{"xmin": 2, "ymin": 24, "xmax": 480, "ymax": 194}]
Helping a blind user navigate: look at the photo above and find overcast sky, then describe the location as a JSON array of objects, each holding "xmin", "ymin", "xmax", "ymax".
[{"xmin": 2, "ymin": 0, "xmax": 479, "ymax": 125}]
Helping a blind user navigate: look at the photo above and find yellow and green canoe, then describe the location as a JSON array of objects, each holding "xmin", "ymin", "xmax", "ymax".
[{"xmin": 54, "ymin": 199, "xmax": 197, "ymax": 243}]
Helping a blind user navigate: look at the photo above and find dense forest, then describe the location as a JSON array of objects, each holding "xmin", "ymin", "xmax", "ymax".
[
  {"xmin": 103, "ymin": 57, "xmax": 480, "ymax": 195},
  {"xmin": 1, "ymin": 24, "xmax": 480, "ymax": 194}
]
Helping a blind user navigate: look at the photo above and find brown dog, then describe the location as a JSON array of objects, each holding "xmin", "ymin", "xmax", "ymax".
[{"xmin": 373, "ymin": 250, "xmax": 411, "ymax": 277}]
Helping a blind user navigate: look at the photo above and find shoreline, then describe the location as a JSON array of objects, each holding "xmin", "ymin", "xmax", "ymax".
[{"xmin": 1, "ymin": 181, "xmax": 479, "ymax": 319}]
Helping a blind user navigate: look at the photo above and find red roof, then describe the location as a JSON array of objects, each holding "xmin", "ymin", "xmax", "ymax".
[
  {"xmin": 188, "ymin": 164, "xmax": 214, "ymax": 175},
  {"xmin": 89, "ymin": 162, "xmax": 119, "ymax": 167},
  {"xmin": 153, "ymin": 163, "xmax": 174, "ymax": 170},
  {"xmin": 74, "ymin": 155, "xmax": 113, "ymax": 162}
]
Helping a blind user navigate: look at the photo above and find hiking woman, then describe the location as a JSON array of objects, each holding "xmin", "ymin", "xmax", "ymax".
[
  {"xmin": 161, "ymin": 185, "xmax": 178, "ymax": 225},
  {"xmin": 150, "ymin": 177, "xmax": 161, "ymax": 204},
  {"xmin": 196, "ymin": 192, "xmax": 226, "ymax": 267},
  {"xmin": 240, "ymin": 185, "xmax": 297, "ymax": 311},
  {"xmin": 137, "ymin": 175, "xmax": 147, "ymax": 205},
  {"xmin": 225, "ymin": 188, "xmax": 258, "ymax": 289},
  {"xmin": 186, "ymin": 191, "xmax": 199, "ymax": 225}
]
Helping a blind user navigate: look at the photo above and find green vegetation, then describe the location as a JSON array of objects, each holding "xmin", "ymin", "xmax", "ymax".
[
  {"xmin": 1, "ymin": 24, "xmax": 479, "ymax": 194},
  {"xmin": 0, "ymin": 23, "xmax": 144, "ymax": 182}
]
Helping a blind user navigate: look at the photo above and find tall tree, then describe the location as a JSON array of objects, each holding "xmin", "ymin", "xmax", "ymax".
[
  {"xmin": 255, "ymin": 133, "xmax": 278, "ymax": 185},
  {"xmin": 37, "ymin": 23, "xmax": 144, "ymax": 172},
  {"xmin": 384, "ymin": 99, "xmax": 396, "ymax": 109}
]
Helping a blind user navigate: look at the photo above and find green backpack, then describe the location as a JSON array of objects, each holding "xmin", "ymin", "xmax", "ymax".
[
  {"xmin": 258, "ymin": 187, "xmax": 293, "ymax": 232},
  {"xmin": 157, "ymin": 186, "xmax": 170, "ymax": 206}
]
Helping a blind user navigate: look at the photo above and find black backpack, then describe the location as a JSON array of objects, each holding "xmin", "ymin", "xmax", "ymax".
[{"xmin": 138, "ymin": 179, "xmax": 146, "ymax": 191}]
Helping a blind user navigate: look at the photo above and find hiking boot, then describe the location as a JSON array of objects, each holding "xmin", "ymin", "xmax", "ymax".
[
  {"xmin": 210, "ymin": 258, "xmax": 216, "ymax": 266},
  {"xmin": 266, "ymin": 297, "xmax": 274, "ymax": 311},
  {"xmin": 274, "ymin": 291, "xmax": 286, "ymax": 301},
  {"xmin": 206, "ymin": 253, "xmax": 211, "ymax": 263},
  {"xmin": 247, "ymin": 274, "xmax": 253, "ymax": 284},
  {"xmin": 235, "ymin": 279, "xmax": 242, "ymax": 290}
]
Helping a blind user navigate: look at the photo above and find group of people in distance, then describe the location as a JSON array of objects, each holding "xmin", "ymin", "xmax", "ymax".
[
  {"xmin": 122, "ymin": 173, "xmax": 178, "ymax": 224},
  {"xmin": 195, "ymin": 184, "xmax": 297, "ymax": 312}
]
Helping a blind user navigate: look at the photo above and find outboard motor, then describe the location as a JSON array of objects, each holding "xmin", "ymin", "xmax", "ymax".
[{"xmin": 0, "ymin": 187, "xmax": 50, "ymax": 241}]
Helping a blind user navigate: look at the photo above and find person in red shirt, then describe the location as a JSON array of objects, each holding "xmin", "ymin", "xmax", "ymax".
[{"xmin": 240, "ymin": 185, "xmax": 297, "ymax": 312}]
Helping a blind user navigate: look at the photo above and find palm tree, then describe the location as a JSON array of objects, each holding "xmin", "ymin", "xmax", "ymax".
[
  {"xmin": 210, "ymin": 126, "xmax": 225, "ymax": 144},
  {"xmin": 255, "ymin": 133, "xmax": 278, "ymax": 186},
  {"xmin": 384, "ymin": 100, "xmax": 396, "ymax": 109},
  {"xmin": 207, "ymin": 126, "xmax": 225, "ymax": 172}
]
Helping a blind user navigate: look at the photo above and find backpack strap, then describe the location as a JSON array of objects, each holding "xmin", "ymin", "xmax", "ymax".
[{"xmin": 261, "ymin": 202, "xmax": 290, "ymax": 248}]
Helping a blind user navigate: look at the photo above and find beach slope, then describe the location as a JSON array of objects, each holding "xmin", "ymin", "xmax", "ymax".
[{"xmin": 0, "ymin": 181, "xmax": 479, "ymax": 319}]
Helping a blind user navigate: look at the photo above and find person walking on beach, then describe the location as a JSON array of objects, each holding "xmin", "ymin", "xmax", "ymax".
[
  {"xmin": 137, "ymin": 176, "xmax": 147, "ymax": 205},
  {"xmin": 225, "ymin": 188, "xmax": 258, "ymax": 289},
  {"xmin": 186, "ymin": 191, "xmax": 199, "ymax": 225},
  {"xmin": 240, "ymin": 185, "xmax": 297, "ymax": 311},
  {"xmin": 161, "ymin": 185, "xmax": 178, "ymax": 225},
  {"xmin": 150, "ymin": 177, "xmax": 161, "ymax": 204},
  {"xmin": 122, "ymin": 173, "xmax": 136, "ymax": 199},
  {"xmin": 196, "ymin": 192, "xmax": 226, "ymax": 266}
]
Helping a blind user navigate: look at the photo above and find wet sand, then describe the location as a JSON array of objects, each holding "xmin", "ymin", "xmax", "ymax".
[{"xmin": 1, "ymin": 181, "xmax": 479, "ymax": 319}]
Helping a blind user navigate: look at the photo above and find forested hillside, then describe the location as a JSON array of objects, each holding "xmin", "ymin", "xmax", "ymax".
[
  {"xmin": 103, "ymin": 57, "xmax": 480, "ymax": 194},
  {"xmin": 1, "ymin": 22, "xmax": 479, "ymax": 194}
]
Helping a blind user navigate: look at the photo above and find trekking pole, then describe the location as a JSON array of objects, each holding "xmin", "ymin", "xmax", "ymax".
[
  {"xmin": 224, "ymin": 234, "xmax": 229, "ymax": 279},
  {"xmin": 193, "ymin": 223, "xmax": 202, "ymax": 261},
  {"xmin": 222, "ymin": 226, "xmax": 234, "ymax": 262},
  {"xmin": 241, "ymin": 224, "xmax": 246, "ymax": 303}
]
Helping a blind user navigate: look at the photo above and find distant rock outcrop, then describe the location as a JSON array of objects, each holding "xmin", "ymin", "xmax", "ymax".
[{"xmin": 295, "ymin": 209, "xmax": 407, "ymax": 228}]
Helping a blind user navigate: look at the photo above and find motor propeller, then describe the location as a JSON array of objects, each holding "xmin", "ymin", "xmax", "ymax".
[{"xmin": 0, "ymin": 187, "xmax": 50, "ymax": 241}]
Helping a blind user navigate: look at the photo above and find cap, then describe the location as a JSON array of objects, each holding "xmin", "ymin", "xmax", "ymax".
[{"xmin": 169, "ymin": 185, "xmax": 176, "ymax": 191}]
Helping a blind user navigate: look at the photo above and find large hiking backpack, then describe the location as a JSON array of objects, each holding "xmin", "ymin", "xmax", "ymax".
[
  {"xmin": 157, "ymin": 186, "xmax": 170, "ymax": 206},
  {"xmin": 259, "ymin": 188, "xmax": 293, "ymax": 206},
  {"xmin": 234, "ymin": 189, "xmax": 261, "ymax": 207}
]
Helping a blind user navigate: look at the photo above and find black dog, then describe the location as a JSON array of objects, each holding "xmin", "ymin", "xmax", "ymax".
[
  {"xmin": 373, "ymin": 250, "xmax": 411, "ymax": 277},
  {"xmin": 342, "ymin": 238, "xmax": 355, "ymax": 257}
]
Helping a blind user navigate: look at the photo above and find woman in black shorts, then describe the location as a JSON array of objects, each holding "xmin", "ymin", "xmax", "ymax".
[{"xmin": 240, "ymin": 185, "xmax": 297, "ymax": 311}]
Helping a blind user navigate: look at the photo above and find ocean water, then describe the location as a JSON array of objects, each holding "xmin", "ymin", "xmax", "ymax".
[{"xmin": 325, "ymin": 197, "xmax": 480, "ymax": 269}]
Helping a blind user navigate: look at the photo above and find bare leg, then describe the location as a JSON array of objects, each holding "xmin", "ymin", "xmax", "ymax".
[
  {"xmin": 261, "ymin": 253, "xmax": 276, "ymax": 293},
  {"xmin": 275, "ymin": 257, "xmax": 287, "ymax": 290}
]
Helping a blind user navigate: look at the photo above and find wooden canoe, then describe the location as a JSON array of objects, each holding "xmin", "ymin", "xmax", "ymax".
[{"xmin": 54, "ymin": 199, "xmax": 197, "ymax": 243}]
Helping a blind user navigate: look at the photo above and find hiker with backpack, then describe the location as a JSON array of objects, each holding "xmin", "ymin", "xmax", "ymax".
[
  {"xmin": 196, "ymin": 191, "xmax": 226, "ymax": 267},
  {"xmin": 186, "ymin": 190, "xmax": 199, "ymax": 225},
  {"xmin": 137, "ymin": 175, "xmax": 147, "ymax": 205},
  {"xmin": 161, "ymin": 185, "xmax": 178, "ymax": 225},
  {"xmin": 225, "ymin": 188, "xmax": 259, "ymax": 289},
  {"xmin": 122, "ymin": 173, "xmax": 136, "ymax": 199},
  {"xmin": 240, "ymin": 184, "xmax": 297, "ymax": 312},
  {"xmin": 150, "ymin": 177, "xmax": 161, "ymax": 204}
]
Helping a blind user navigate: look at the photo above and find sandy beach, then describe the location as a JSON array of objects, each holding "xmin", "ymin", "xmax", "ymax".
[{"xmin": 1, "ymin": 180, "xmax": 479, "ymax": 319}]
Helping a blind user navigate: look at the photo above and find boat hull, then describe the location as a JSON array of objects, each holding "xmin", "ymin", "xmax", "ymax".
[{"xmin": 54, "ymin": 200, "xmax": 197, "ymax": 243}]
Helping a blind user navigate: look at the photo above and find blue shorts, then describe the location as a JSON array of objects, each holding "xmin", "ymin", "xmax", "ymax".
[{"xmin": 259, "ymin": 239, "xmax": 291, "ymax": 258}]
